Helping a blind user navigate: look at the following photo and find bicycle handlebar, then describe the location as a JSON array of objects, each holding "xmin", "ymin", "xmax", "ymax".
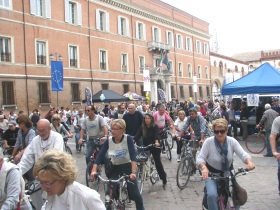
[
  {"xmin": 135, "ymin": 144, "xmax": 160, "ymax": 150},
  {"xmin": 95, "ymin": 174, "xmax": 132, "ymax": 184},
  {"xmin": 208, "ymin": 168, "xmax": 249, "ymax": 180}
]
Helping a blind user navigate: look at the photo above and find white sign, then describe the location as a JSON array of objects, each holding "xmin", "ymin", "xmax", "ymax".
[
  {"xmin": 193, "ymin": 76, "xmax": 197, "ymax": 92},
  {"xmin": 143, "ymin": 69, "xmax": 150, "ymax": 91},
  {"xmin": 247, "ymin": 94, "xmax": 259, "ymax": 106}
]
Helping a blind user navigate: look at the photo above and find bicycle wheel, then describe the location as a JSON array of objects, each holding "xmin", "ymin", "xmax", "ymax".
[
  {"xmin": 150, "ymin": 157, "xmax": 159, "ymax": 184},
  {"xmin": 176, "ymin": 157, "xmax": 191, "ymax": 189},
  {"xmin": 166, "ymin": 132, "xmax": 174, "ymax": 149},
  {"xmin": 137, "ymin": 164, "xmax": 144, "ymax": 194},
  {"xmin": 165, "ymin": 139, "xmax": 172, "ymax": 161},
  {"xmin": 245, "ymin": 133, "xmax": 266, "ymax": 154},
  {"xmin": 86, "ymin": 162, "xmax": 101, "ymax": 191},
  {"xmin": 66, "ymin": 146, "xmax": 72, "ymax": 155}
]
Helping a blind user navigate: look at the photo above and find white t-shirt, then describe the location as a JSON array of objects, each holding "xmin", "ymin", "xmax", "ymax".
[{"xmin": 174, "ymin": 117, "xmax": 187, "ymax": 136}]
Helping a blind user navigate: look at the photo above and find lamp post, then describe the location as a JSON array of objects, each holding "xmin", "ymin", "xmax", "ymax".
[
  {"xmin": 49, "ymin": 52, "xmax": 63, "ymax": 108},
  {"xmin": 193, "ymin": 72, "xmax": 197, "ymax": 103}
]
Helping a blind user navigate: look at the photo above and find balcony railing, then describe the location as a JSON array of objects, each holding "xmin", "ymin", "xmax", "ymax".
[
  {"xmin": 37, "ymin": 55, "xmax": 46, "ymax": 65},
  {"xmin": 148, "ymin": 41, "xmax": 170, "ymax": 52},
  {"xmin": 100, "ymin": 62, "xmax": 107, "ymax": 70},
  {"xmin": 70, "ymin": 59, "xmax": 77, "ymax": 67},
  {"xmin": 1, "ymin": 52, "xmax": 11, "ymax": 62},
  {"xmin": 122, "ymin": 65, "xmax": 127, "ymax": 72}
]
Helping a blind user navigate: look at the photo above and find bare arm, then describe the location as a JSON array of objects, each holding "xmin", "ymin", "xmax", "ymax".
[{"xmin": 270, "ymin": 133, "xmax": 280, "ymax": 160}]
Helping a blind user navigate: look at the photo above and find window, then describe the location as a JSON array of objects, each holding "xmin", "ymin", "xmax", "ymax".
[
  {"xmin": 65, "ymin": 0, "xmax": 82, "ymax": 25},
  {"xmin": 206, "ymin": 86, "xmax": 210, "ymax": 97},
  {"xmin": 176, "ymin": 34, "xmax": 183, "ymax": 49},
  {"xmin": 179, "ymin": 86, "xmax": 184, "ymax": 99},
  {"xmin": 30, "ymin": 0, "xmax": 51, "ymax": 18},
  {"xmin": 166, "ymin": 31, "xmax": 174, "ymax": 47},
  {"xmin": 204, "ymin": 43, "xmax": 209, "ymax": 55},
  {"xmin": 71, "ymin": 83, "xmax": 80, "ymax": 101},
  {"xmin": 169, "ymin": 61, "xmax": 173, "ymax": 72},
  {"xmin": 139, "ymin": 56, "xmax": 144, "ymax": 73},
  {"xmin": 118, "ymin": 16, "xmax": 129, "ymax": 36},
  {"xmin": 155, "ymin": 58, "xmax": 160, "ymax": 68},
  {"xmin": 178, "ymin": 63, "xmax": 183, "ymax": 77},
  {"xmin": 36, "ymin": 41, "xmax": 46, "ymax": 65},
  {"xmin": 0, "ymin": 37, "xmax": 11, "ymax": 62},
  {"xmin": 186, "ymin": 37, "xmax": 192, "ymax": 51},
  {"xmin": 187, "ymin": 64, "xmax": 192, "ymax": 77},
  {"xmin": 189, "ymin": 86, "xmax": 193, "ymax": 98},
  {"xmin": 101, "ymin": 84, "xmax": 108, "ymax": 90},
  {"xmin": 199, "ymin": 86, "xmax": 203, "ymax": 98},
  {"xmin": 123, "ymin": 84, "xmax": 129, "ymax": 94},
  {"xmin": 152, "ymin": 26, "xmax": 161, "ymax": 42},
  {"xmin": 121, "ymin": 53, "xmax": 128, "ymax": 72},
  {"xmin": 136, "ymin": 21, "xmax": 146, "ymax": 40},
  {"xmin": 198, "ymin": 66, "xmax": 201, "ymax": 78},
  {"xmin": 196, "ymin": 40, "xmax": 201, "ymax": 54},
  {"xmin": 69, "ymin": 45, "xmax": 78, "ymax": 67},
  {"xmin": 171, "ymin": 86, "xmax": 175, "ymax": 99},
  {"xmin": 140, "ymin": 85, "xmax": 145, "ymax": 98},
  {"xmin": 0, "ymin": 0, "xmax": 11, "ymax": 9},
  {"xmin": 38, "ymin": 82, "xmax": 49, "ymax": 103},
  {"xmin": 96, "ymin": 9, "xmax": 109, "ymax": 32},
  {"xmin": 99, "ymin": 50, "xmax": 107, "ymax": 70},
  {"xmin": 2, "ymin": 81, "xmax": 15, "ymax": 105},
  {"xmin": 205, "ymin": 66, "xmax": 209, "ymax": 79}
]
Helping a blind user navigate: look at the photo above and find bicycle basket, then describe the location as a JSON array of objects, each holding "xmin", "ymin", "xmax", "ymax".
[{"xmin": 231, "ymin": 179, "xmax": 247, "ymax": 206}]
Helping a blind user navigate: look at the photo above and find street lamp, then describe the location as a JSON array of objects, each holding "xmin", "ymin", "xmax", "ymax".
[
  {"xmin": 193, "ymin": 72, "xmax": 197, "ymax": 103},
  {"xmin": 49, "ymin": 52, "xmax": 63, "ymax": 108}
]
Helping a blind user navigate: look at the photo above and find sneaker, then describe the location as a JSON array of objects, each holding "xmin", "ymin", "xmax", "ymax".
[
  {"xmin": 162, "ymin": 180, "xmax": 167, "ymax": 190},
  {"xmin": 177, "ymin": 154, "xmax": 181, "ymax": 162},
  {"xmin": 162, "ymin": 150, "xmax": 166, "ymax": 154}
]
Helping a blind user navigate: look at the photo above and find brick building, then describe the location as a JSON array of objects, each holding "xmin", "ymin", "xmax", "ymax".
[{"xmin": 0, "ymin": 0, "xmax": 211, "ymax": 115}]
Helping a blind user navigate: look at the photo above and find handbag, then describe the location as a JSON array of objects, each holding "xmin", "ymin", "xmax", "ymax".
[{"xmin": 231, "ymin": 178, "xmax": 247, "ymax": 206}]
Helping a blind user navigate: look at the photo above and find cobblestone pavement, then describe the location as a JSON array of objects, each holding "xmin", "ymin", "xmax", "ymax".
[{"xmin": 68, "ymin": 135, "xmax": 279, "ymax": 210}]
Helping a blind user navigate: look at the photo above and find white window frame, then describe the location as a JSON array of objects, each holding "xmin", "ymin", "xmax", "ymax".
[
  {"xmin": 99, "ymin": 49, "xmax": 108, "ymax": 71},
  {"xmin": 178, "ymin": 62, "xmax": 183, "ymax": 77},
  {"xmin": 176, "ymin": 34, "xmax": 183, "ymax": 49},
  {"xmin": 135, "ymin": 21, "xmax": 146, "ymax": 41},
  {"xmin": 198, "ymin": 65, "xmax": 201, "ymax": 78},
  {"xmin": 30, "ymin": 0, "xmax": 51, "ymax": 18},
  {"xmin": 0, "ymin": 35, "xmax": 14, "ymax": 63},
  {"xmin": 68, "ymin": 45, "xmax": 79, "ymax": 68},
  {"xmin": 64, "ymin": 0, "xmax": 82, "ymax": 25},
  {"xmin": 187, "ymin": 63, "xmax": 192, "ymax": 77},
  {"xmin": 204, "ymin": 42, "xmax": 209, "ymax": 55},
  {"xmin": 205, "ymin": 66, "xmax": 209, "ymax": 79},
  {"xmin": 166, "ymin": 30, "xmax": 174, "ymax": 47},
  {"xmin": 169, "ymin": 60, "xmax": 173, "ymax": 72},
  {"xmin": 196, "ymin": 40, "xmax": 201, "ymax": 54},
  {"xmin": 152, "ymin": 26, "xmax": 161, "ymax": 42},
  {"xmin": 139, "ymin": 56, "xmax": 145, "ymax": 73},
  {"xmin": 96, "ymin": 9, "xmax": 109, "ymax": 32},
  {"xmin": 0, "ymin": 0, "xmax": 12, "ymax": 10},
  {"xmin": 121, "ymin": 53, "xmax": 128, "ymax": 72},
  {"xmin": 35, "ymin": 40, "xmax": 47, "ymax": 65},
  {"xmin": 186, "ymin": 37, "xmax": 192, "ymax": 52},
  {"xmin": 118, "ymin": 16, "xmax": 129, "ymax": 36}
]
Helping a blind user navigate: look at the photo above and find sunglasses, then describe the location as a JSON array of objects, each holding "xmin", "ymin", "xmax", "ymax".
[{"xmin": 214, "ymin": 130, "xmax": 226, "ymax": 134}]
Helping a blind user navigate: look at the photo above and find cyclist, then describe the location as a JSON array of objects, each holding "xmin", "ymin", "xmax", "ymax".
[
  {"xmin": 78, "ymin": 105, "xmax": 108, "ymax": 165},
  {"xmin": 0, "ymin": 114, "xmax": 8, "ymax": 132},
  {"xmin": 123, "ymin": 103, "xmax": 143, "ymax": 137},
  {"xmin": 2, "ymin": 120, "xmax": 19, "ymax": 155},
  {"xmin": 50, "ymin": 114, "xmax": 72, "ymax": 138},
  {"xmin": 153, "ymin": 104, "xmax": 174, "ymax": 153},
  {"xmin": 91, "ymin": 119, "xmax": 145, "ymax": 210},
  {"xmin": 134, "ymin": 113, "xmax": 168, "ymax": 189},
  {"xmin": 73, "ymin": 109, "xmax": 85, "ymax": 152},
  {"xmin": 197, "ymin": 118, "xmax": 255, "ymax": 210},
  {"xmin": 113, "ymin": 104, "xmax": 127, "ymax": 119}
]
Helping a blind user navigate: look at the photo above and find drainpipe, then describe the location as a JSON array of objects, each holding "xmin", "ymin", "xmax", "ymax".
[
  {"xmin": 130, "ymin": 14, "xmax": 137, "ymax": 92},
  {"xmin": 171, "ymin": 7, "xmax": 178, "ymax": 100},
  {"xmin": 87, "ymin": 0, "xmax": 93, "ymax": 92}
]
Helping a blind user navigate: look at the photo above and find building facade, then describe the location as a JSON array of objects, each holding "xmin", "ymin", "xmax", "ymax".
[{"xmin": 0, "ymin": 0, "xmax": 211, "ymax": 114}]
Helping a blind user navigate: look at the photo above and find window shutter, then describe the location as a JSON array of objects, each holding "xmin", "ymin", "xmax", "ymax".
[
  {"xmin": 106, "ymin": 12, "xmax": 110, "ymax": 32},
  {"xmin": 30, "ymin": 0, "xmax": 36, "ymax": 15},
  {"xmin": 152, "ymin": 26, "xmax": 155, "ymax": 41},
  {"xmin": 126, "ymin": 18, "xmax": 129, "ymax": 37},
  {"xmin": 135, "ymin": 21, "xmax": 139, "ymax": 39},
  {"xmin": 77, "ymin": 2, "xmax": 82, "ymax": 25},
  {"xmin": 64, "ymin": 0, "xmax": 69, "ymax": 23},
  {"xmin": 176, "ymin": 34, "xmax": 179, "ymax": 48},
  {"xmin": 117, "ymin": 16, "xmax": 121, "ymax": 35},
  {"xmin": 143, "ymin": 23, "xmax": 146, "ymax": 41},
  {"xmin": 158, "ymin": 28, "xmax": 161, "ymax": 42},
  {"xmin": 171, "ymin": 32, "xmax": 174, "ymax": 47},
  {"xmin": 45, "ymin": 0, "xmax": 51, "ymax": 19},
  {"xmin": 96, "ymin": 9, "xmax": 100, "ymax": 30},
  {"xmin": 166, "ymin": 31, "xmax": 169, "ymax": 44},
  {"xmin": 181, "ymin": 36, "xmax": 183, "ymax": 50}
]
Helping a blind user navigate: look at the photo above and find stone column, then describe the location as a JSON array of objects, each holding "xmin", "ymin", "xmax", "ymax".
[
  {"xmin": 150, "ymin": 79, "xmax": 158, "ymax": 103},
  {"xmin": 164, "ymin": 70, "xmax": 172, "ymax": 102}
]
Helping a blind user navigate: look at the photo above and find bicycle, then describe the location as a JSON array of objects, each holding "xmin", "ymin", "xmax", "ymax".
[
  {"xmin": 164, "ymin": 124, "xmax": 174, "ymax": 149},
  {"xmin": 202, "ymin": 168, "xmax": 249, "ymax": 210},
  {"xmin": 176, "ymin": 138, "xmax": 200, "ymax": 189},
  {"xmin": 96, "ymin": 174, "xmax": 131, "ymax": 210},
  {"xmin": 63, "ymin": 136, "xmax": 72, "ymax": 155},
  {"xmin": 25, "ymin": 180, "xmax": 42, "ymax": 210},
  {"xmin": 159, "ymin": 127, "xmax": 172, "ymax": 161},
  {"xmin": 245, "ymin": 127, "xmax": 266, "ymax": 154},
  {"xmin": 86, "ymin": 138, "xmax": 103, "ymax": 191},
  {"xmin": 135, "ymin": 144, "xmax": 160, "ymax": 194}
]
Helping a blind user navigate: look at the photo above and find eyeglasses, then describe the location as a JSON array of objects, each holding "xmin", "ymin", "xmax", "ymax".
[
  {"xmin": 86, "ymin": 110, "xmax": 91, "ymax": 112},
  {"xmin": 37, "ymin": 179, "xmax": 58, "ymax": 188},
  {"xmin": 214, "ymin": 130, "xmax": 226, "ymax": 134},
  {"xmin": 53, "ymin": 118, "xmax": 60, "ymax": 121}
]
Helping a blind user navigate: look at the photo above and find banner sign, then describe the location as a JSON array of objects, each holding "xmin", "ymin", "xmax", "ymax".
[
  {"xmin": 85, "ymin": 87, "xmax": 92, "ymax": 105},
  {"xmin": 143, "ymin": 69, "xmax": 150, "ymax": 91},
  {"xmin": 247, "ymin": 94, "xmax": 259, "ymax": 106},
  {"xmin": 51, "ymin": 61, "xmax": 63, "ymax": 91}
]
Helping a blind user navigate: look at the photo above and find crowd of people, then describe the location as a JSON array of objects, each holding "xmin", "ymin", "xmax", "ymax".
[{"xmin": 1, "ymin": 95, "xmax": 280, "ymax": 209}]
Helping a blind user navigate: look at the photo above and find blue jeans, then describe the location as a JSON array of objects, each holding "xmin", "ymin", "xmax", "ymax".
[
  {"xmin": 205, "ymin": 179, "xmax": 240, "ymax": 210},
  {"xmin": 86, "ymin": 140, "xmax": 97, "ymax": 165},
  {"xmin": 265, "ymin": 130, "xmax": 273, "ymax": 156},
  {"xmin": 228, "ymin": 120, "xmax": 237, "ymax": 138},
  {"xmin": 75, "ymin": 131, "xmax": 80, "ymax": 151}
]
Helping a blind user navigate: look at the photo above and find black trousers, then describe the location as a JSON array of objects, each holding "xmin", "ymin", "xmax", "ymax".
[{"xmin": 149, "ymin": 147, "xmax": 167, "ymax": 182}]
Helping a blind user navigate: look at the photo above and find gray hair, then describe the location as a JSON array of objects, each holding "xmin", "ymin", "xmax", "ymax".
[
  {"xmin": 265, "ymin": 103, "xmax": 271, "ymax": 110},
  {"xmin": 0, "ymin": 148, "xmax": 3, "ymax": 159}
]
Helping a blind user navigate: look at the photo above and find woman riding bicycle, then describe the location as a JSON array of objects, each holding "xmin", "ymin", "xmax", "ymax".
[
  {"xmin": 134, "ymin": 113, "xmax": 167, "ymax": 189},
  {"xmin": 197, "ymin": 118, "xmax": 255, "ymax": 210},
  {"xmin": 50, "ymin": 114, "xmax": 72, "ymax": 138},
  {"xmin": 90, "ymin": 119, "xmax": 145, "ymax": 210}
]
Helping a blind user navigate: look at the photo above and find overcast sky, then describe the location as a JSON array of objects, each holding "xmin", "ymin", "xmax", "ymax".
[{"xmin": 160, "ymin": 0, "xmax": 280, "ymax": 56}]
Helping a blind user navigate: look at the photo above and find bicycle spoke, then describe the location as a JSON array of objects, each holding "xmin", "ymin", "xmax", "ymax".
[
  {"xmin": 176, "ymin": 157, "xmax": 191, "ymax": 189},
  {"xmin": 165, "ymin": 139, "xmax": 172, "ymax": 161},
  {"xmin": 245, "ymin": 133, "xmax": 266, "ymax": 154}
]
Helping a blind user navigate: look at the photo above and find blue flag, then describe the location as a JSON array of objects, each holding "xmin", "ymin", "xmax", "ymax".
[
  {"xmin": 162, "ymin": 53, "xmax": 171, "ymax": 71},
  {"xmin": 51, "ymin": 61, "xmax": 63, "ymax": 91}
]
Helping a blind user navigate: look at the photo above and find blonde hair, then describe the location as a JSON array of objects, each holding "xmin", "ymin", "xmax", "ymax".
[
  {"xmin": 33, "ymin": 150, "xmax": 77, "ymax": 187},
  {"xmin": 51, "ymin": 114, "xmax": 61, "ymax": 122},
  {"xmin": 178, "ymin": 110, "xmax": 186, "ymax": 116},
  {"xmin": 110, "ymin": 119, "xmax": 126, "ymax": 130},
  {"xmin": 212, "ymin": 118, "xmax": 228, "ymax": 131}
]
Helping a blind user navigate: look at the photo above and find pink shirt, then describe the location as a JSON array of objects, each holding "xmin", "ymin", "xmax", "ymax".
[{"xmin": 153, "ymin": 111, "xmax": 170, "ymax": 128}]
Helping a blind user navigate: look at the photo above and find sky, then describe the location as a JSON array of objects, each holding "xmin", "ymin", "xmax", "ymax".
[{"xmin": 160, "ymin": 0, "xmax": 280, "ymax": 56}]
